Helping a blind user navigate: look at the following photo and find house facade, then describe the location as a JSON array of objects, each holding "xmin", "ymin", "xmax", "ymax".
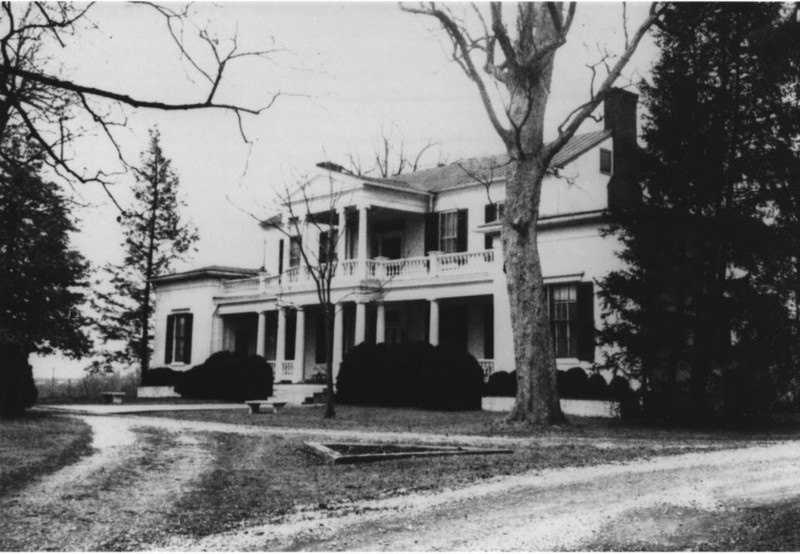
[{"xmin": 151, "ymin": 89, "xmax": 640, "ymax": 384}]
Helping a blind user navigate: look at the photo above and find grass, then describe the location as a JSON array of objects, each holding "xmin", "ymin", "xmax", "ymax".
[
  {"xmin": 137, "ymin": 403, "xmax": 800, "ymax": 443},
  {"xmin": 0, "ymin": 413, "xmax": 93, "ymax": 495}
]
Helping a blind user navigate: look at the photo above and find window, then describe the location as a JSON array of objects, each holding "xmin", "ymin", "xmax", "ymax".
[
  {"xmin": 165, "ymin": 313, "xmax": 193, "ymax": 364},
  {"xmin": 318, "ymin": 230, "xmax": 337, "ymax": 264},
  {"xmin": 600, "ymin": 148, "xmax": 613, "ymax": 175},
  {"xmin": 484, "ymin": 202, "xmax": 505, "ymax": 223},
  {"xmin": 289, "ymin": 236, "xmax": 302, "ymax": 267},
  {"xmin": 439, "ymin": 211, "xmax": 458, "ymax": 253},
  {"xmin": 550, "ymin": 284, "xmax": 578, "ymax": 358}
]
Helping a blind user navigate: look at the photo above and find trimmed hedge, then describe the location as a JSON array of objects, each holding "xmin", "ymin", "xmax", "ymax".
[
  {"xmin": 142, "ymin": 367, "xmax": 181, "ymax": 387},
  {"xmin": 174, "ymin": 351, "xmax": 273, "ymax": 402},
  {"xmin": 485, "ymin": 370, "xmax": 517, "ymax": 397},
  {"xmin": 336, "ymin": 342, "xmax": 481, "ymax": 410},
  {"xmin": 0, "ymin": 341, "xmax": 37, "ymax": 418},
  {"xmin": 417, "ymin": 345, "xmax": 484, "ymax": 411}
]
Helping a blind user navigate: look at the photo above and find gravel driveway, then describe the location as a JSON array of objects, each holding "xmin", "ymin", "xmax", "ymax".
[{"xmin": 2, "ymin": 414, "xmax": 799, "ymax": 551}]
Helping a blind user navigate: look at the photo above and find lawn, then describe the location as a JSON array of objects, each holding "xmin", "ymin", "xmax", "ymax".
[
  {"xmin": 138, "ymin": 403, "xmax": 800, "ymax": 443},
  {"xmin": 0, "ymin": 413, "xmax": 93, "ymax": 495}
]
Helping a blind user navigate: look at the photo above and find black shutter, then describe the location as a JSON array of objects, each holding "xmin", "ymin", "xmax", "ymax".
[
  {"xmin": 165, "ymin": 315, "xmax": 175, "ymax": 364},
  {"xmin": 456, "ymin": 209, "xmax": 468, "ymax": 252},
  {"xmin": 484, "ymin": 203, "xmax": 496, "ymax": 223},
  {"xmin": 576, "ymin": 282, "xmax": 595, "ymax": 362},
  {"xmin": 183, "ymin": 314, "xmax": 194, "ymax": 364},
  {"xmin": 424, "ymin": 213, "xmax": 439, "ymax": 254},
  {"xmin": 278, "ymin": 239, "xmax": 284, "ymax": 274},
  {"xmin": 484, "ymin": 234, "xmax": 493, "ymax": 250}
]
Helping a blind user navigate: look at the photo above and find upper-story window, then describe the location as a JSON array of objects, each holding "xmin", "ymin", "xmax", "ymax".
[
  {"xmin": 318, "ymin": 229, "xmax": 337, "ymax": 264},
  {"xmin": 484, "ymin": 202, "xmax": 505, "ymax": 223},
  {"xmin": 425, "ymin": 209, "xmax": 468, "ymax": 254},
  {"xmin": 600, "ymin": 148, "xmax": 613, "ymax": 175},
  {"xmin": 439, "ymin": 211, "xmax": 459, "ymax": 253},
  {"xmin": 289, "ymin": 236, "xmax": 302, "ymax": 267}
]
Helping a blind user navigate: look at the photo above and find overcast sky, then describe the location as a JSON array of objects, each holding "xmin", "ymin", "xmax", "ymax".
[{"xmin": 34, "ymin": 1, "xmax": 660, "ymax": 377}]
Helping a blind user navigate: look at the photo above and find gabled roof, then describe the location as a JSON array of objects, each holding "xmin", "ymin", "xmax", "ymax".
[
  {"xmin": 388, "ymin": 129, "xmax": 611, "ymax": 193},
  {"xmin": 151, "ymin": 265, "xmax": 260, "ymax": 284}
]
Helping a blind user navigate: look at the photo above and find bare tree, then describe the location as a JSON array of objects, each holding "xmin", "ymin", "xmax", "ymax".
[
  {"xmin": 260, "ymin": 172, "xmax": 348, "ymax": 419},
  {"xmin": 0, "ymin": 2, "xmax": 281, "ymax": 208},
  {"xmin": 347, "ymin": 125, "xmax": 440, "ymax": 178},
  {"xmin": 401, "ymin": 2, "xmax": 666, "ymax": 425}
]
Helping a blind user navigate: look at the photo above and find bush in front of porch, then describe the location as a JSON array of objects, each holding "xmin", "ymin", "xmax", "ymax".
[
  {"xmin": 336, "ymin": 342, "xmax": 483, "ymax": 411},
  {"xmin": 174, "ymin": 352, "xmax": 273, "ymax": 402}
]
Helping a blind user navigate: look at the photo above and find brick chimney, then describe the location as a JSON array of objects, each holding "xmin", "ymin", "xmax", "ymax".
[
  {"xmin": 604, "ymin": 88, "xmax": 638, "ymax": 144},
  {"xmin": 604, "ymin": 88, "xmax": 641, "ymax": 211}
]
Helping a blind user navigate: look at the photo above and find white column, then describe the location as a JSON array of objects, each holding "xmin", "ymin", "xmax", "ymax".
[
  {"xmin": 276, "ymin": 307, "xmax": 287, "ymax": 368},
  {"xmin": 293, "ymin": 307, "xmax": 306, "ymax": 382},
  {"xmin": 337, "ymin": 209, "xmax": 347, "ymax": 262},
  {"xmin": 256, "ymin": 311, "xmax": 266, "ymax": 357},
  {"xmin": 429, "ymin": 298, "xmax": 440, "ymax": 346},
  {"xmin": 211, "ymin": 312, "xmax": 224, "ymax": 353},
  {"xmin": 357, "ymin": 205, "xmax": 368, "ymax": 278},
  {"xmin": 355, "ymin": 301, "xmax": 367, "ymax": 345},
  {"xmin": 332, "ymin": 303, "xmax": 344, "ymax": 381},
  {"xmin": 375, "ymin": 302, "xmax": 386, "ymax": 344}
]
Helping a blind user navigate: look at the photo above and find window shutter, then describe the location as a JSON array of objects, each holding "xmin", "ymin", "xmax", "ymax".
[
  {"xmin": 484, "ymin": 234, "xmax": 493, "ymax": 250},
  {"xmin": 576, "ymin": 282, "xmax": 595, "ymax": 362},
  {"xmin": 278, "ymin": 239, "xmax": 284, "ymax": 274},
  {"xmin": 484, "ymin": 203, "xmax": 496, "ymax": 223},
  {"xmin": 424, "ymin": 213, "xmax": 439, "ymax": 254},
  {"xmin": 183, "ymin": 314, "xmax": 194, "ymax": 364},
  {"xmin": 165, "ymin": 315, "xmax": 175, "ymax": 364},
  {"xmin": 456, "ymin": 209, "xmax": 468, "ymax": 252}
]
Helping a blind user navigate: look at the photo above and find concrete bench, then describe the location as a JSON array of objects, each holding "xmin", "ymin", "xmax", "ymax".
[
  {"xmin": 244, "ymin": 400, "xmax": 287, "ymax": 414},
  {"xmin": 100, "ymin": 391, "xmax": 126, "ymax": 404}
]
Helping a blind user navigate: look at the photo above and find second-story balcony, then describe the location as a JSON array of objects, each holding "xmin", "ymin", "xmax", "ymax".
[{"xmin": 219, "ymin": 249, "xmax": 498, "ymax": 298}]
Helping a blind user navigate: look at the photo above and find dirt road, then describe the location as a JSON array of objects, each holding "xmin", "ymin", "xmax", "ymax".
[{"xmin": 2, "ymin": 414, "xmax": 799, "ymax": 551}]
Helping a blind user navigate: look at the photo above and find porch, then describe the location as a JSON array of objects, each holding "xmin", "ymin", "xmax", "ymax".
[{"xmin": 216, "ymin": 295, "xmax": 498, "ymax": 384}]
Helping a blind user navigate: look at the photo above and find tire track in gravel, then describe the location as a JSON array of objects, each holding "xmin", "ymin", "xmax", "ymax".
[
  {"xmin": 150, "ymin": 439, "xmax": 800, "ymax": 552},
  {"xmin": 0, "ymin": 416, "xmax": 213, "ymax": 551}
]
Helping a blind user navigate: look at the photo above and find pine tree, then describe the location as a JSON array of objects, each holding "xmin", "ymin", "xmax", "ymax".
[
  {"xmin": 599, "ymin": 3, "xmax": 800, "ymax": 418},
  {"xmin": 93, "ymin": 129, "xmax": 197, "ymax": 380}
]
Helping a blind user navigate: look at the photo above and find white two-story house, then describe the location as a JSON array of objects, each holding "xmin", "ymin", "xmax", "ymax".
[{"xmin": 150, "ymin": 89, "xmax": 640, "ymax": 385}]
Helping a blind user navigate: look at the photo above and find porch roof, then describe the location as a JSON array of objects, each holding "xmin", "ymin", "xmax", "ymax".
[{"xmin": 151, "ymin": 265, "xmax": 260, "ymax": 284}]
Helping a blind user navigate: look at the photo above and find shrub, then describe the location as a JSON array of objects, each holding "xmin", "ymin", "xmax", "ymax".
[
  {"xmin": 0, "ymin": 341, "xmax": 37, "ymax": 418},
  {"xmin": 558, "ymin": 367, "xmax": 589, "ymax": 399},
  {"xmin": 386, "ymin": 341, "xmax": 435, "ymax": 406},
  {"xmin": 142, "ymin": 367, "xmax": 181, "ymax": 387},
  {"xmin": 485, "ymin": 371, "xmax": 517, "ymax": 397},
  {"xmin": 417, "ymin": 345, "xmax": 484, "ymax": 411},
  {"xmin": 335, "ymin": 343, "xmax": 386, "ymax": 405},
  {"xmin": 174, "ymin": 351, "xmax": 273, "ymax": 402},
  {"xmin": 586, "ymin": 373, "xmax": 609, "ymax": 400}
]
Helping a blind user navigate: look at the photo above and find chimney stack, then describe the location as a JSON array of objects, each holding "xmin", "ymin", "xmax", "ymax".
[{"xmin": 604, "ymin": 88, "xmax": 638, "ymax": 145}]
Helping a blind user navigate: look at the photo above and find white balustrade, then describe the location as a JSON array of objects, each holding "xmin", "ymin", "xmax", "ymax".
[
  {"xmin": 281, "ymin": 361, "xmax": 295, "ymax": 378},
  {"xmin": 221, "ymin": 249, "xmax": 496, "ymax": 296}
]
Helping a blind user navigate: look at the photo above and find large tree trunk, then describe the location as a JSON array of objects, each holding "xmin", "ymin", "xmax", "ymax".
[{"xmin": 503, "ymin": 158, "xmax": 566, "ymax": 426}]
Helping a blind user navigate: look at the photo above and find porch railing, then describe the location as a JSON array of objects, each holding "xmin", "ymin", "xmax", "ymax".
[
  {"xmin": 281, "ymin": 361, "xmax": 294, "ymax": 379},
  {"xmin": 220, "ymin": 249, "xmax": 497, "ymax": 296}
]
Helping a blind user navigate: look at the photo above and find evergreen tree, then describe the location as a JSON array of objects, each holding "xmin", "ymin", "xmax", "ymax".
[
  {"xmin": 0, "ymin": 132, "xmax": 91, "ymax": 359},
  {"xmin": 93, "ymin": 129, "xmax": 197, "ymax": 380},
  {"xmin": 0, "ymin": 130, "xmax": 90, "ymax": 416},
  {"xmin": 599, "ymin": 3, "xmax": 800, "ymax": 418}
]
